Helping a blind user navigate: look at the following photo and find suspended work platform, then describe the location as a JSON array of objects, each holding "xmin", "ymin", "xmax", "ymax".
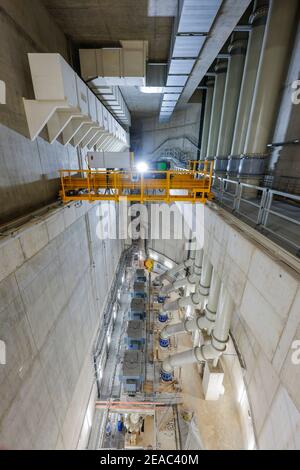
[{"xmin": 59, "ymin": 163, "xmax": 214, "ymax": 204}]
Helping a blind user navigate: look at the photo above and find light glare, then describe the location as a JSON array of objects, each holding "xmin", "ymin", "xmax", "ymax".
[{"xmin": 136, "ymin": 161, "xmax": 149, "ymax": 173}]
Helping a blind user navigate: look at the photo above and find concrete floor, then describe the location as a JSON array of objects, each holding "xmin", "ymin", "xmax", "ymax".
[{"xmin": 156, "ymin": 304, "xmax": 244, "ymax": 450}]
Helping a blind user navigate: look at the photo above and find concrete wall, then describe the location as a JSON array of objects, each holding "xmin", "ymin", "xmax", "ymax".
[
  {"xmin": 153, "ymin": 202, "xmax": 300, "ymax": 449},
  {"xmin": 131, "ymin": 104, "xmax": 201, "ymax": 160},
  {"xmin": 205, "ymin": 205, "xmax": 300, "ymax": 449},
  {"xmin": 146, "ymin": 202, "xmax": 194, "ymax": 264},
  {"xmin": 0, "ymin": 200, "xmax": 124, "ymax": 449},
  {"xmin": 0, "ymin": 0, "xmax": 79, "ymax": 223}
]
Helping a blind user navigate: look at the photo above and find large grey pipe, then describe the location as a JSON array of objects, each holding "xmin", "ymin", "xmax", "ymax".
[
  {"xmin": 230, "ymin": 3, "xmax": 269, "ymax": 161},
  {"xmin": 206, "ymin": 61, "xmax": 228, "ymax": 159},
  {"xmin": 240, "ymin": 0, "xmax": 299, "ymax": 187},
  {"xmin": 200, "ymin": 79, "xmax": 215, "ymax": 160},
  {"xmin": 162, "ymin": 285, "xmax": 234, "ymax": 373},
  {"xmin": 215, "ymin": 38, "xmax": 247, "ymax": 175}
]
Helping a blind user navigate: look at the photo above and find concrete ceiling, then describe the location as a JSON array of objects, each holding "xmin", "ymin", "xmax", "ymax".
[
  {"xmin": 43, "ymin": 0, "xmax": 174, "ymax": 62},
  {"xmin": 119, "ymin": 86, "xmax": 163, "ymax": 117}
]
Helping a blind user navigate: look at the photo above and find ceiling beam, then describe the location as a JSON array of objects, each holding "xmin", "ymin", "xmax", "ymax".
[{"xmin": 178, "ymin": 0, "xmax": 252, "ymax": 106}]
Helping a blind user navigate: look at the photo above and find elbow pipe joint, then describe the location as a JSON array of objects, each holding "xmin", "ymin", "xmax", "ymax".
[{"xmin": 199, "ymin": 282, "xmax": 211, "ymax": 297}]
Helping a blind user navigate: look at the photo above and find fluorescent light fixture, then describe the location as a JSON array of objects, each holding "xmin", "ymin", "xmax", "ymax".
[
  {"xmin": 136, "ymin": 161, "xmax": 149, "ymax": 173},
  {"xmin": 164, "ymin": 260, "xmax": 173, "ymax": 269},
  {"xmin": 140, "ymin": 86, "xmax": 164, "ymax": 94}
]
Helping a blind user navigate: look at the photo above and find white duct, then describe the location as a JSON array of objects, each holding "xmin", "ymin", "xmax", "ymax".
[
  {"xmin": 198, "ymin": 254, "xmax": 213, "ymax": 297},
  {"xmin": 157, "ymin": 249, "xmax": 196, "ymax": 284},
  {"xmin": 160, "ymin": 271, "xmax": 221, "ymax": 339},
  {"xmin": 162, "ymin": 290, "xmax": 202, "ymax": 313},
  {"xmin": 159, "ymin": 249, "xmax": 203, "ymax": 295},
  {"xmin": 161, "ymin": 251, "xmax": 208, "ymax": 312},
  {"xmin": 162, "ymin": 285, "xmax": 234, "ymax": 373},
  {"xmin": 156, "ymin": 258, "xmax": 193, "ymax": 284},
  {"xmin": 197, "ymin": 270, "xmax": 221, "ymax": 334}
]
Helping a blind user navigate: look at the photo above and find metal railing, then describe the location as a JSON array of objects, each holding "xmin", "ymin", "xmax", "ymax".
[
  {"xmin": 213, "ymin": 178, "xmax": 300, "ymax": 257},
  {"xmin": 59, "ymin": 164, "xmax": 214, "ymax": 204}
]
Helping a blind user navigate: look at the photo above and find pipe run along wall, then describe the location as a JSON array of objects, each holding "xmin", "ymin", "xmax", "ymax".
[
  {"xmin": 161, "ymin": 253, "xmax": 212, "ymax": 311},
  {"xmin": 160, "ymin": 269, "xmax": 222, "ymax": 341},
  {"xmin": 159, "ymin": 249, "xmax": 203, "ymax": 296},
  {"xmin": 161, "ymin": 285, "xmax": 234, "ymax": 374}
]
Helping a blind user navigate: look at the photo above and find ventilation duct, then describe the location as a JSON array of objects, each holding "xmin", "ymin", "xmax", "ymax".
[{"xmin": 79, "ymin": 41, "xmax": 148, "ymax": 87}]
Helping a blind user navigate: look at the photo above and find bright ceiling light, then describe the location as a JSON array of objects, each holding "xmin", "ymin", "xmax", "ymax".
[
  {"xmin": 140, "ymin": 87, "xmax": 164, "ymax": 94},
  {"xmin": 136, "ymin": 161, "xmax": 149, "ymax": 173}
]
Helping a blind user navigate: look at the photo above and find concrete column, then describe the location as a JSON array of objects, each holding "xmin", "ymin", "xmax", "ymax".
[
  {"xmin": 228, "ymin": 3, "xmax": 269, "ymax": 177},
  {"xmin": 239, "ymin": 0, "xmax": 299, "ymax": 187},
  {"xmin": 200, "ymin": 79, "xmax": 215, "ymax": 161},
  {"xmin": 215, "ymin": 38, "xmax": 247, "ymax": 176},
  {"xmin": 206, "ymin": 61, "xmax": 228, "ymax": 160}
]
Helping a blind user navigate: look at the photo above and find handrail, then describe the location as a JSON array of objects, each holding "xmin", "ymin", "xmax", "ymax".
[{"xmin": 213, "ymin": 177, "xmax": 300, "ymax": 257}]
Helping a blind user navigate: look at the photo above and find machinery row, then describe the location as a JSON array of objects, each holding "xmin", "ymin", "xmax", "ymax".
[{"xmin": 120, "ymin": 268, "xmax": 147, "ymax": 396}]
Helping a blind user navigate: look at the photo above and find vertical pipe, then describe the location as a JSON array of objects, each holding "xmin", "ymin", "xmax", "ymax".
[
  {"xmin": 212, "ymin": 285, "xmax": 234, "ymax": 351},
  {"xmin": 240, "ymin": 0, "xmax": 299, "ymax": 187},
  {"xmin": 215, "ymin": 38, "xmax": 247, "ymax": 177},
  {"xmin": 206, "ymin": 61, "xmax": 228, "ymax": 160},
  {"xmin": 228, "ymin": 3, "xmax": 269, "ymax": 178},
  {"xmin": 199, "ymin": 254, "xmax": 213, "ymax": 297},
  {"xmin": 203, "ymin": 270, "xmax": 221, "ymax": 333},
  {"xmin": 197, "ymin": 88, "xmax": 207, "ymax": 162},
  {"xmin": 200, "ymin": 79, "xmax": 215, "ymax": 161}
]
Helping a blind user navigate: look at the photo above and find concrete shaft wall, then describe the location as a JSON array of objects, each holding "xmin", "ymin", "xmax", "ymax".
[
  {"xmin": 0, "ymin": 0, "xmax": 79, "ymax": 223},
  {"xmin": 131, "ymin": 104, "xmax": 201, "ymax": 159},
  {"xmin": 0, "ymin": 201, "xmax": 124, "ymax": 449},
  {"xmin": 153, "ymin": 203, "xmax": 300, "ymax": 450}
]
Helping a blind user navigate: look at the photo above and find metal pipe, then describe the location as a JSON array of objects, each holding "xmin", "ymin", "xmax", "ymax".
[
  {"xmin": 159, "ymin": 249, "xmax": 203, "ymax": 295},
  {"xmin": 161, "ymin": 286, "xmax": 234, "ymax": 374},
  {"xmin": 156, "ymin": 257, "xmax": 193, "ymax": 283},
  {"xmin": 198, "ymin": 254, "xmax": 213, "ymax": 297},
  {"xmin": 206, "ymin": 61, "xmax": 228, "ymax": 159},
  {"xmin": 215, "ymin": 38, "xmax": 247, "ymax": 175},
  {"xmin": 200, "ymin": 79, "xmax": 214, "ymax": 160},
  {"xmin": 160, "ymin": 269, "xmax": 221, "ymax": 340},
  {"xmin": 162, "ymin": 290, "xmax": 202, "ymax": 313},
  {"xmin": 197, "ymin": 270, "xmax": 221, "ymax": 334},
  {"xmin": 230, "ymin": 4, "xmax": 269, "ymax": 160},
  {"xmin": 241, "ymin": 0, "xmax": 299, "ymax": 184}
]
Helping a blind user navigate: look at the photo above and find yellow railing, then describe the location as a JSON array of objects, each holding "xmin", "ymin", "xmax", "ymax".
[{"xmin": 59, "ymin": 162, "xmax": 214, "ymax": 204}]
